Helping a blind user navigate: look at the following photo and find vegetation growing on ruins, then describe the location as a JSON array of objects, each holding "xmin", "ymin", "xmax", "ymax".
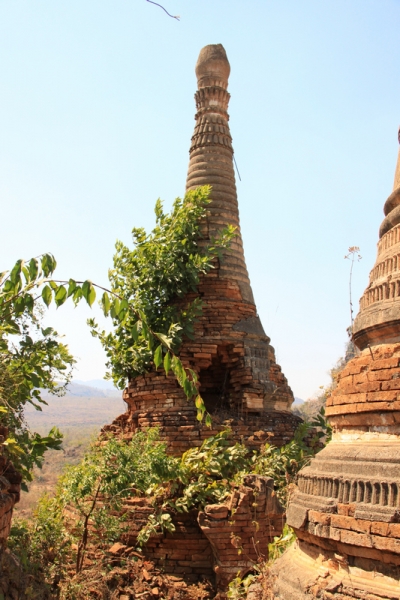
[
  {"xmin": 9, "ymin": 418, "xmax": 328, "ymax": 593},
  {"xmin": 0, "ymin": 187, "xmax": 235, "ymax": 485},
  {"xmin": 88, "ymin": 186, "xmax": 235, "ymax": 390}
]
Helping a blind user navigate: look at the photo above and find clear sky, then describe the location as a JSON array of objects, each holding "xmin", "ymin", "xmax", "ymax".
[{"xmin": 1, "ymin": 0, "xmax": 400, "ymax": 400}]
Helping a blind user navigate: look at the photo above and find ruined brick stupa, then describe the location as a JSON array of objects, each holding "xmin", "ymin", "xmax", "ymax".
[
  {"xmin": 112, "ymin": 44, "xmax": 300, "ymax": 453},
  {"xmin": 272, "ymin": 131, "xmax": 400, "ymax": 599}
]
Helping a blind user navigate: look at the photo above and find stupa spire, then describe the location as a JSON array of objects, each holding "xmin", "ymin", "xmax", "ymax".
[
  {"xmin": 186, "ymin": 44, "xmax": 254, "ymax": 304},
  {"xmin": 391, "ymin": 127, "xmax": 400, "ymax": 191},
  {"xmin": 354, "ymin": 131, "xmax": 400, "ymax": 348},
  {"xmin": 113, "ymin": 44, "xmax": 300, "ymax": 457}
]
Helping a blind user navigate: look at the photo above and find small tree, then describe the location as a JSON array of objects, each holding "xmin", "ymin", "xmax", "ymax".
[{"xmin": 0, "ymin": 186, "xmax": 235, "ymax": 484}]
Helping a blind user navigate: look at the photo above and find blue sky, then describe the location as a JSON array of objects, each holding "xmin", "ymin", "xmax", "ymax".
[{"xmin": 1, "ymin": 0, "xmax": 400, "ymax": 399}]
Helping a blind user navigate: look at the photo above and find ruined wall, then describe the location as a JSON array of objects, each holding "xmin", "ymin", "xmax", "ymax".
[
  {"xmin": 122, "ymin": 499, "xmax": 214, "ymax": 583},
  {"xmin": 120, "ymin": 476, "xmax": 284, "ymax": 592},
  {"xmin": 106, "ymin": 403, "xmax": 301, "ymax": 456}
]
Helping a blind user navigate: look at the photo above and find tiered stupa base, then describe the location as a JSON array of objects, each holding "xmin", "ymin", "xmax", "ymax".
[
  {"xmin": 272, "ymin": 537, "xmax": 400, "ymax": 599},
  {"xmin": 273, "ymin": 344, "xmax": 400, "ymax": 599}
]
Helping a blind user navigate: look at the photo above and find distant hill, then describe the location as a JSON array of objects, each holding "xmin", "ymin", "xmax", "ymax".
[
  {"xmin": 74, "ymin": 378, "xmax": 118, "ymax": 391},
  {"xmin": 293, "ymin": 397, "xmax": 304, "ymax": 406},
  {"xmin": 25, "ymin": 382, "xmax": 125, "ymax": 434},
  {"xmin": 40, "ymin": 381, "xmax": 121, "ymax": 399},
  {"xmin": 66, "ymin": 381, "xmax": 121, "ymax": 398}
]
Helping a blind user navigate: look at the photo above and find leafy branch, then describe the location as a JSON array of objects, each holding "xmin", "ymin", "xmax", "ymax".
[{"xmin": 0, "ymin": 187, "xmax": 236, "ymax": 481}]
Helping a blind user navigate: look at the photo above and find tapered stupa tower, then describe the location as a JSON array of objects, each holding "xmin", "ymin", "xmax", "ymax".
[
  {"xmin": 186, "ymin": 44, "xmax": 254, "ymax": 304},
  {"xmin": 272, "ymin": 132, "xmax": 400, "ymax": 600},
  {"xmin": 354, "ymin": 127, "xmax": 400, "ymax": 348},
  {"xmin": 114, "ymin": 44, "xmax": 300, "ymax": 454}
]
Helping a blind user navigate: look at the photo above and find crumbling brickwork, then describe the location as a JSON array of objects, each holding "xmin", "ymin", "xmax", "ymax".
[
  {"xmin": 112, "ymin": 43, "xmax": 300, "ymax": 454},
  {"xmin": 106, "ymin": 405, "xmax": 301, "ymax": 456},
  {"xmin": 198, "ymin": 475, "xmax": 284, "ymax": 591},
  {"xmin": 101, "ymin": 44, "xmax": 300, "ymax": 594},
  {"xmin": 122, "ymin": 499, "xmax": 214, "ymax": 583},
  {"xmin": 119, "ymin": 476, "xmax": 283, "ymax": 593}
]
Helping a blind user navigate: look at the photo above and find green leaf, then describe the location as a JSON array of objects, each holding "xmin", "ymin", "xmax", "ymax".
[
  {"xmin": 118, "ymin": 299, "xmax": 129, "ymax": 321},
  {"xmin": 110, "ymin": 298, "xmax": 120, "ymax": 319},
  {"xmin": 82, "ymin": 281, "xmax": 96, "ymax": 307},
  {"xmin": 205, "ymin": 414, "xmax": 212, "ymax": 428},
  {"xmin": 41, "ymin": 253, "xmax": 57, "ymax": 277},
  {"xmin": 41, "ymin": 285, "xmax": 52, "ymax": 307},
  {"xmin": 55, "ymin": 285, "xmax": 67, "ymax": 307},
  {"xmin": 196, "ymin": 409, "xmax": 204, "ymax": 422},
  {"xmin": 131, "ymin": 321, "xmax": 140, "ymax": 342},
  {"xmin": 3, "ymin": 320, "xmax": 20, "ymax": 334},
  {"xmin": 195, "ymin": 395, "xmax": 204, "ymax": 410},
  {"xmin": 67, "ymin": 279, "xmax": 77, "ymax": 298},
  {"xmin": 22, "ymin": 266, "xmax": 30, "ymax": 283},
  {"xmin": 23, "ymin": 294, "xmax": 34, "ymax": 313},
  {"xmin": 10, "ymin": 260, "xmax": 22, "ymax": 284},
  {"xmin": 28, "ymin": 258, "xmax": 39, "ymax": 281},
  {"xmin": 155, "ymin": 332, "xmax": 172, "ymax": 350},
  {"xmin": 183, "ymin": 379, "xmax": 194, "ymax": 398},
  {"xmin": 73, "ymin": 287, "xmax": 83, "ymax": 304},
  {"xmin": 30, "ymin": 373, "xmax": 41, "ymax": 388},
  {"xmin": 141, "ymin": 320, "xmax": 149, "ymax": 339},
  {"xmin": 88, "ymin": 286, "xmax": 99, "ymax": 305},
  {"xmin": 163, "ymin": 351, "xmax": 171, "ymax": 375},
  {"xmin": 41, "ymin": 327, "xmax": 54, "ymax": 337},
  {"xmin": 101, "ymin": 292, "xmax": 111, "ymax": 316},
  {"xmin": 154, "ymin": 345, "xmax": 163, "ymax": 369}
]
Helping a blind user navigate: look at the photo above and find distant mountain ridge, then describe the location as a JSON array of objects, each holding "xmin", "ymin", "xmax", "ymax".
[
  {"xmin": 40, "ymin": 380, "xmax": 122, "ymax": 399},
  {"xmin": 293, "ymin": 397, "xmax": 304, "ymax": 406},
  {"xmin": 66, "ymin": 382, "xmax": 121, "ymax": 398},
  {"xmin": 74, "ymin": 379, "xmax": 117, "ymax": 391}
]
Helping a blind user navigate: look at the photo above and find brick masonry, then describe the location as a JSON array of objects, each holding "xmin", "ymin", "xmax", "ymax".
[
  {"xmin": 120, "ymin": 475, "xmax": 284, "ymax": 592},
  {"xmin": 109, "ymin": 43, "xmax": 300, "ymax": 454},
  {"xmin": 101, "ymin": 45, "xmax": 301, "ymax": 594}
]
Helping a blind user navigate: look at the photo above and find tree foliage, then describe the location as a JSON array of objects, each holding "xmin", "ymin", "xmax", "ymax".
[
  {"xmin": 89, "ymin": 186, "xmax": 236, "ymax": 391},
  {"xmin": 0, "ymin": 254, "xmax": 76, "ymax": 486},
  {"xmin": 0, "ymin": 187, "xmax": 235, "ymax": 483}
]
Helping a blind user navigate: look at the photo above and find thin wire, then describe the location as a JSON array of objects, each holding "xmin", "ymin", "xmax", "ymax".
[
  {"xmin": 233, "ymin": 154, "xmax": 241, "ymax": 181},
  {"xmin": 145, "ymin": 0, "xmax": 180, "ymax": 20}
]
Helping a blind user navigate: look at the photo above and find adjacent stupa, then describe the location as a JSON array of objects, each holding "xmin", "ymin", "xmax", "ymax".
[
  {"xmin": 272, "ymin": 131, "xmax": 400, "ymax": 599},
  {"xmin": 354, "ymin": 127, "xmax": 400, "ymax": 349},
  {"xmin": 110, "ymin": 45, "xmax": 300, "ymax": 453}
]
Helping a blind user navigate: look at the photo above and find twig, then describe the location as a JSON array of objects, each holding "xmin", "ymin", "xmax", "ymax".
[
  {"xmin": 145, "ymin": 0, "xmax": 180, "ymax": 20},
  {"xmin": 344, "ymin": 246, "xmax": 362, "ymax": 336}
]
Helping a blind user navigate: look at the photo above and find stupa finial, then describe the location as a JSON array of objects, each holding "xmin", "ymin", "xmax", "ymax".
[
  {"xmin": 392, "ymin": 125, "xmax": 400, "ymax": 192},
  {"xmin": 195, "ymin": 44, "xmax": 230, "ymax": 90}
]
